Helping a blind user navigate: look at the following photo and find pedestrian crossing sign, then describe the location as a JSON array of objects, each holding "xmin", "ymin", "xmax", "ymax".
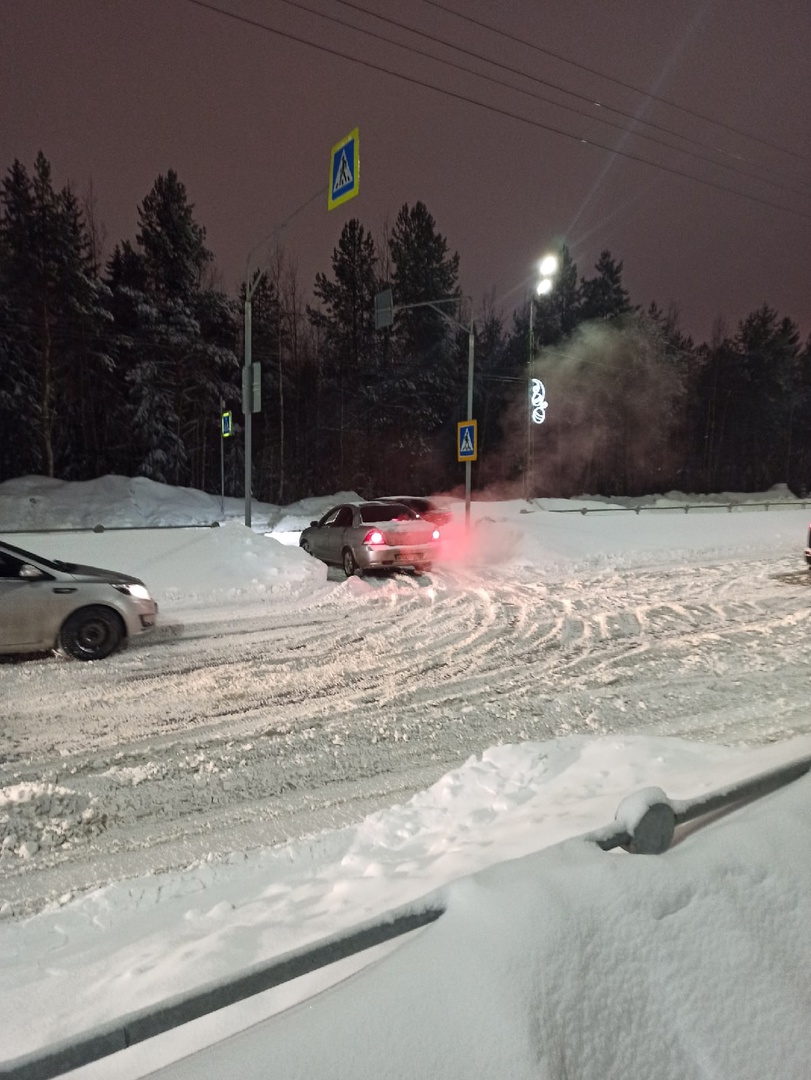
[
  {"xmin": 457, "ymin": 420, "xmax": 477, "ymax": 462},
  {"xmin": 328, "ymin": 128, "xmax": 359, "ymax": 210}
]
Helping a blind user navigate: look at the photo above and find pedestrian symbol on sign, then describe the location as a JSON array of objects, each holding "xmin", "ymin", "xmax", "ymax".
[{"xmin": 333, "ymin": 150, "xmax": 352, "ymax": 194}]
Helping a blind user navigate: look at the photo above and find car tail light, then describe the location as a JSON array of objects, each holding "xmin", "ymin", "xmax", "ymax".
[
  {"xmin": 363, "ymin": 529, "xmax": 385, "ymax": 545},
  {"xmin": 432, "ymin": 529, "xmax": 441, "ymax": 541}
]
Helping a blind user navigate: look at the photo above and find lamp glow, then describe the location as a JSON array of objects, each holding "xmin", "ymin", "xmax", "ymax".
[{"xmin": 539, "ymin": 254, "xmax": 558, "ymax": 278}]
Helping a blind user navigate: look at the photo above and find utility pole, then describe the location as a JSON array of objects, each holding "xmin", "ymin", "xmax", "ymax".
[
  {"xmin": 242, "ymin": 277, "xmax": 262, "ymax": 528},
  {"xmin": 525, "ymin": 295, "xmax": 535, "ymax": 501},
  {"xmin": 240, "ymin": 186, "xmax": 327, "ymax": 528},
  {"xmin": 525, "ymin": 254, "xmax": 559, "ymax": 500}
]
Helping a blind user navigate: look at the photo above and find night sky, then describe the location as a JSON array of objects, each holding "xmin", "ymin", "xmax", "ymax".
[{"xmin": 2, "ymin": 0, "xmax": 810, "ymax": 343}]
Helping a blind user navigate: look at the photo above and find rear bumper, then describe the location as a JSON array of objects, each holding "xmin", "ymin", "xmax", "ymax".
[
  {"xmin": 358, "ymin": 545, "xmax": 433, "ymax": 570},
  {"xmin": 805, "ymin": 548, "xmax": 811, "ymax": 567}
]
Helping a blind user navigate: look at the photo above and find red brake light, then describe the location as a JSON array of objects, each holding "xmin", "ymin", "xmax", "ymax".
[{"xmin": 363, "ymin": 529, "xmax": 385, "ymax": 545}]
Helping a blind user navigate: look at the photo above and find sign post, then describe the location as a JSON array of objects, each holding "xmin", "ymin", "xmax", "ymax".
[
  {"xmin": 238, "ymin": 129, "xmax": 359, "ymax": 527},
  {"xmin": 220, "ymin": 402, "xmax": 232, "ymax": 517}
]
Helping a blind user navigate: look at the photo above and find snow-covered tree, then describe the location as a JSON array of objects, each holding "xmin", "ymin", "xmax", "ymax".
[
  {"xmin": 107, "ymin": 172, "xmax": 238, "ymax": 486},
  {"xmin": 0, "ymin": 153, "xmax": 112, "ymax": 481}
]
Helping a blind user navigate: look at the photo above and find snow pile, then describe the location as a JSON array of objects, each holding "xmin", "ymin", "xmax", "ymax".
[{"xmin": 0, "ymin": 783, "xmax": 107, "ymax": 863}]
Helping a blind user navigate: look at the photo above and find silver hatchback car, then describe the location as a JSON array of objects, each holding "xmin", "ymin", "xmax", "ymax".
[
  {"xmin": 299, "ymin": 501, "xmax": 441, "ymax": 576},
  {"xmin": 0, "ymin": 540, "xmax": 158, "ymax": 660}
]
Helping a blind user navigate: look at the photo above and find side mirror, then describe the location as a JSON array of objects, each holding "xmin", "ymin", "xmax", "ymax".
[
  {"xmin": 310, "ymin": 520, "xmax": 319, "ymax": 528},
  {"xmin": 19, "ymin": 564, "xmax": 43, "ymax": 580}
]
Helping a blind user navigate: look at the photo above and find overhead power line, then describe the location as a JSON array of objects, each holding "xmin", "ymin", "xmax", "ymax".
[
  {"xmin": 181, "ymin": 0, "xmax": 811, "ymax": 223},
  {"xmin": 419, "ymin": 0, "xmax": 811, "ymax": 169},
  {"xmin": 295, "ymin": 0, "xmax": 811, "ymax": 200}
]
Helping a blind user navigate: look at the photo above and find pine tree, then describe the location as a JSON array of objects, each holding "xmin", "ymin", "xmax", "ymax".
[
  {"xmin": 0, "ymin": 153, "xmax": 112, "ymax": 481},
  {"xmin": 113, "ymin": 171, "xmax": 238, "ymax": 486},
  {"xmin": 308, "ymin": 219, "xmax": 382, "ymax": 492},
  {"xmin": 383, "ymin": 202, "xmax": 462, "ymax": 491},
  {"xmin": 578, "ymin": 250, "xmax": 633, "ymax": 323},
  {"xmin": 733, "ymin": 305, "xmax": 800, "ymax": 490}
]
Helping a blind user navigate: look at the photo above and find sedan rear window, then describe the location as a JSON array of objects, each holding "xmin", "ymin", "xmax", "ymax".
[{"xmin": 359, "ymin": 505, "xmax": 416, "ymax": 523}]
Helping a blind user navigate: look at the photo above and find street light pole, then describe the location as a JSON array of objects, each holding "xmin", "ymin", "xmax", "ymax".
[
  {"xmin": 525, "ymin": 296, "xmax": 535, "ymax": 501},
  {"xmin": 243, "ymin": 290, "xmax": 253, "ymax": 527},
  {"xmin": 465, "ymin": 320, "xmax": 474, "ymax": 530},
  {"xmin": 525, "ymin": 254, "xmax": 558, "ymax": 501},
  {"xmin": 241, "ymin": 185, "xmax": 328, "ymax": 529}
]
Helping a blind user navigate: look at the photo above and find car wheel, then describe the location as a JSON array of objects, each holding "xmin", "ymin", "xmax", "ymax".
[
  {"xmin": 343, "ymin": 548, "xmax": 359, "ymax": 577},
  {"xmin": 300, "ymin": 539, "xmax": 311, "ymax": 554},
  {"xmin": 59, "ymin": 606, "xmax": 124, "ymax": 661}
]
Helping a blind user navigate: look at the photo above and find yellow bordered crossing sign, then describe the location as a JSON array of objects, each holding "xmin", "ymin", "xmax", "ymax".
[
  {"xmin": 328, "ymin": 128, "xmax": 359, "ymax": 211},
  {"xmin": 457, "ymin": 420, "xmax": 477, "ymax": 462}
]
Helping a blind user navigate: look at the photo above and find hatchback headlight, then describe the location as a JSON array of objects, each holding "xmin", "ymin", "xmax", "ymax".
[{"xmin": 113, "ymin": 582, "xmax": 152, "ymax": 601}]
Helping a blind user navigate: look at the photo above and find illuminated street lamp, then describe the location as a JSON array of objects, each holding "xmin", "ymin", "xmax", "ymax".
[{"xmin": 525, "ymin": 253, "xmax": 559, "ymax": 499}]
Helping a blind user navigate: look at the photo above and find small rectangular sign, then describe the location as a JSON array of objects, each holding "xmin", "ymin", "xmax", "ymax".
[
  {"xmin": 328, "ymin": 128, "xmax": 359, "ymax": 211},
  {"xmin": 457, "ymin": 420, "xmax": 477, "ymax": 462},
  {"xmin": 374, "ymin": 288, "xmax": 393, "ymax": 329},
  {"xmin": 221, "ymin": 411, "xmax": 233, "ymax": 437}
]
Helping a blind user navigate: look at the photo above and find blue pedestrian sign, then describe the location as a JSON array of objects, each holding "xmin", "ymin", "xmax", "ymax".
[
  {"xmin": 221, "ymin": 410, "xmax": 233, "ymax": 438},
  {"xmin": 328, "ymin": 128, "xmax": 359, "ymax": 211},
  {"xmin": 457, "ymin": 420, "xmax": 477, "ymax": 462}
]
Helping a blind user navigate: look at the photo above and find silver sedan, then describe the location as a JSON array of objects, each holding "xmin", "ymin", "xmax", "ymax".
[
  {"xmin": 299, "ymin": 502, "xmax": 441, "ymax": 577},
  {"xmin": 0, "ymin": 540, "xmax": 158, "ymax": 660}
]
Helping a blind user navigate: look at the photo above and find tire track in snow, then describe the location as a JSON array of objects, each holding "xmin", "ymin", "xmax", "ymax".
[{"xmin": 2, "ymin": 555, "xmax": 809, "ymax": 913}]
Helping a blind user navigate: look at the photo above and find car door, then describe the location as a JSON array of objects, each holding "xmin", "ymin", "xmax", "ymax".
[
  {"xmin": 0, "ymin": 552, "xmax": 55, "ymax": 646},
  {"xmin": 308, "ymin": 507, "xmax": 341, "ymax": 562},
  {"xmin": 323, "ymin": 506, "xmax": 354, "ymax": 564}
]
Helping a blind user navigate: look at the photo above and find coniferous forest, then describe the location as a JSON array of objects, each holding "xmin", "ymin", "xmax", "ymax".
[{"xmin": 2, "ymin": 152, "xmax": 810, "ymax": 504}]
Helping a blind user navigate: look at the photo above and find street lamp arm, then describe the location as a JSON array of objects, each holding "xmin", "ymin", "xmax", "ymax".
[
  {"xmin": 396, "ymin": 297, "xmax": 473, "ymax": 335},
  {"xmin": 244, "ymin": 183, "xmax": 328, "ymax": 294}
]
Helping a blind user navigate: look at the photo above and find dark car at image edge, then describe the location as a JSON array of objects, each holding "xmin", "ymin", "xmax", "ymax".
[
  {"xmin": 0, "ymin": 540, "xmax": 158, "ymax": 661},
  {"xmin": 374, "ymin": 495, "xmax": 455, "ymax": 528}
]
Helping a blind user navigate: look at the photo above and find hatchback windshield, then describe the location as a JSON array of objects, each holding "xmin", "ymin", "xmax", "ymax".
[{"xmin": 0, "ymin": 541, "xmax": 72, "ymax": 572}]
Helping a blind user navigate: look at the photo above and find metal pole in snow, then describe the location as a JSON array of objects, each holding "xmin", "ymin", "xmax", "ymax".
[
  {"xmin": 220, "ymin": 397, "xmax": 225, "ymax": 519},
  {"xmin": 465, "ymin": 323, "xmax": 474, "ymax": 531},
  {"xmin": 243, "ymin": 296, "xmax": 252, "ymax": 529}
]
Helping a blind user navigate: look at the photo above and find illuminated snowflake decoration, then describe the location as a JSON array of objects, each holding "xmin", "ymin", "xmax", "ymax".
[{"xmin": 530, "ymin": 378, "xmax": 548, "ymax": 424}]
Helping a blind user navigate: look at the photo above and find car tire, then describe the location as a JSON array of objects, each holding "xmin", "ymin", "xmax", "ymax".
[
  {"xmin": 300, "ymin": 539, "xmax": 311, "ymax": 554},
  {"xmin": 343, "ymin": 548, "xmax": 360, "ymax": 577},
  {"xmin": 59, "ymin": 606, "xmax": 124, "ymax": 661}
]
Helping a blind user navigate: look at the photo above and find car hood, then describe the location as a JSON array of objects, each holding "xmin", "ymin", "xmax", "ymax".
[{"xmin": 64, "ymin": 563, "xmax": 145, "ymax": 586}]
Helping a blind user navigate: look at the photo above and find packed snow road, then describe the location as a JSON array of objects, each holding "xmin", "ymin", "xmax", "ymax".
[{"xmin": 2, "ymin": 552, "xmax": 810, "ymax": 914}]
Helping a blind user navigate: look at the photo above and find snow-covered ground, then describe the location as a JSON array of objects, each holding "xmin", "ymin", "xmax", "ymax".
[{"xmin": 1, "ymin": 475, "xmax": 811, "ymax": 1079}]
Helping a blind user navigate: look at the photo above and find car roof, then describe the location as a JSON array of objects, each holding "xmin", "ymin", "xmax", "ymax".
[
  {"xmin": 320, "ymin": 500, "xmax": 415, "ymax": 514},
  {"xmin": 377, "ymin": 495, "xmax": 433, "ymax": 506}
]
